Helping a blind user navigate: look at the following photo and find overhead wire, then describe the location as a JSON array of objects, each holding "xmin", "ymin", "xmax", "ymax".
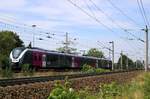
[
  {"xmin": 0, "ymin": 19, "xmax": 104, "ymax": 53},
  {"xmin": 0, "ymin": 16, "xmax": 69, "ymax": 37},
  {"xmin": 89, "ymin": 0, "xmax": 144, "ymax": 43},
  {"xmin": 0, "ymin": 1, "xmax": 144, "ymax": 60},
  {"xmin": 137, "ymin": 0, "xmax": 147, "ymax": 26},
  {"xmin": 67, "ymin": 0, "xmax": 143, "ymax": 59},
  {"xmin": 106, "ymin": 0, "xmax": 141, "ymax": 27},
  {"xmin": 137, "ymin": 0, "xmax": 150, "ymax": 26},
  {"xmin": 88, "ymin": 0, "xmax": 144, "ymax": 57},
  {"xmin": 67, "ymin": 0, "xmax": 115, "ymax": 33}
]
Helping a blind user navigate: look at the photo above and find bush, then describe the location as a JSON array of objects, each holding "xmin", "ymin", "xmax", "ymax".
[
  {"xmin": 82, "ymin": 64, "xmax": 110, "ymax": 73},
  {"xmin": 99, "ymin": 82, "xmax": 122, "ymax": 99},
  {"xmin": 1, "ymin": 56, "xmax": 10, "ymax": 69},
  {"xmin": 95, "ymin": 68, "xmax": 110, "ymax": 73},
  {"xmin": 48, "ymin": 81, "xmax": 79, "ymax": 99},
  {"xmin": 82, "ymin": 64, "xmax": 95, "ymax": 73},
  {"xmin": 0, "ymin": 56, "xmax": 14, "ymax": 78},
  {"xmin": 21, "ymin": 64, "xmax": 35, "ymax": 76},
  {"xmin": 1, "ymin": 66, "xmax": 13, "ymax": 78}
]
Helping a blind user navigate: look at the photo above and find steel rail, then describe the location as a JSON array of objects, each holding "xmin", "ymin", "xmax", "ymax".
[{"xmin": 0, "ymin": 70, "xmax": 137, "ymax": 87}]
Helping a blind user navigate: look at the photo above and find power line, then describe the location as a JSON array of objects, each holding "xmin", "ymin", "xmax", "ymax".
[
  {"xmin": 0, "ymin": 14, "xmax": 141, "ymax": 60},
  {"xmin": 106, "ymin": 0, "xmax": 141, "ymax": 27},
  {"xmin": 83, "ymin": 0, "xmax": 96, "ymax": 17},
  {"xmin": 67, "ymin": 0, "xmax": 115, "ymax": 33},
  {"xmin": 137, "ymin": 0, "xmax": 150, "ymax": 26},
  {"xmin": 0, "ymin": 17, "xmax": 72, "ymax": 37},
  {"xmin": 88, "ymin": 0, "xmax": 144, "ymax": 43},
  {"xmin": 0, "ymin": 20, "xmax": 109, "ymax": 51},
  {"xmin": 0, "ymin": 20, "xmax": 71, "ymax": 41},
  {"xmin": 137, "ymin": 0, "xmax": 148, "ymax": 26},
  {"xmin": 67, "ymin": 0, "xmax": 144, "ymax": 57},
  {"xmin": 139, "ymin": 0, "xmax": 150, "ymax": 26}
]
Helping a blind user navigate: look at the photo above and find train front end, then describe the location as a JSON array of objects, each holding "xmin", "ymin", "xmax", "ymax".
[{"xmin": 9, "ymin": 47, "xmax": 26, "ymax": 69}]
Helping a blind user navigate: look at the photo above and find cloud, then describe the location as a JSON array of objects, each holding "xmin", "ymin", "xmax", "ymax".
[
  {"xmin": 0, "ymin": 0, "xmax": 147, "ymax": 60},
  {"xmin": 0, "ymin": 0, "xmax": 26, "ymax": 10}
]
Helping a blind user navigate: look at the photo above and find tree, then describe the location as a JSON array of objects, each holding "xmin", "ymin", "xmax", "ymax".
[
  {"xmin": 86, "ymin": 48, "xmax": 104, "ymax": 58},
  {"xmin": 135, "ymin": 60, "xmax": 144, "ymax": 69},
  {"xmin": 117, "ymin": 54, "xmax": 135, "ymax": 70},
  {"xmin": 0, "ymin": 31, "xmax": 24, "ymax": 67},
  {"xmin": 56, "ymin": 47, "xmax": 77, "ymax": 53}
]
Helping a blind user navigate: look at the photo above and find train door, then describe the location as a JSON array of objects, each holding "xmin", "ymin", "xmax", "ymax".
[
  {"xmin": 74, "ymin": 57, "xmax": 81, "ymax": 68},
  {"xmin": 32, "ymin": 52, "xmax": 43, "ymax": 68},
  {"xmin": 72, "ymin": 57, "xmax": 75, "ymax": 68},
  {"xmin": 96, "ymin": 60, "xmax": 98, "ymax": 68},
  {"xmin": 42, "ymin": 54, "xmax": 46, "ymax": 68}
]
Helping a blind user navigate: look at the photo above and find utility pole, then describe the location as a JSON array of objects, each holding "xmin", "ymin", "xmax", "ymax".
[
  {"xmin": 65, "ymin": 32, "xmax": 69, "ymax": 53},
  {"xmin": 108, "ymin": 49, "xmax": 111, "ymax": 59},
  {"xmin": 121, "ymin": 51, "xmax": 123, "ymax": 70},
  {"xmin": 62, "ymin": 32, "xmax": 77, "ymax": 54},
  {"xmin": 107, "ymin": 49, "xmax": 111, "ymax": 68},
  {"xmin": 136, "ymin": 59, "xmax": 138, "ymax": 69},
  {"xmin": 145, "ymin": 25, "xmax": 148, "ymax": 71},
  {"xmin": 109, "ymin": 41, "xmax": 114, "ymax": 71},
  {"xmin": 32, "ymin": 25, "xmax": 36, "ymax": 47},
  {"xmin": 126, "ymin": 53, "xmax": 128, "ymax": 70}
]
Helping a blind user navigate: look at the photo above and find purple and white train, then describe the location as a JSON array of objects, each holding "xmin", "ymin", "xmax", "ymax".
[{"xmin": 9, "ymin": 47, "xmax": 112, "ymax": 69}]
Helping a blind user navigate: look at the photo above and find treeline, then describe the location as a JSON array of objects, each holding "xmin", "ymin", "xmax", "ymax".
[{"xmin": 0, "ymin": 31, "xmax": 24, "ymax": 68}]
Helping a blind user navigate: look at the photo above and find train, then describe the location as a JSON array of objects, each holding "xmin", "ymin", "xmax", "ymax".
[{"xmin": 9, "ymin": 47, "xmax": 112, "ymax": 70}]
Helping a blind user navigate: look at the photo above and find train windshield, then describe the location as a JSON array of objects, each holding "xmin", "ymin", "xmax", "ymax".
[{"xmin": 12, "ymin": 47, "xmax": 25, "ymax": 59}]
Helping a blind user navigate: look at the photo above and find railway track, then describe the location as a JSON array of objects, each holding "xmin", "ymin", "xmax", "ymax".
[{"xmin": 0, "ymin": 70, "xmax": 138, "ymax": 87}]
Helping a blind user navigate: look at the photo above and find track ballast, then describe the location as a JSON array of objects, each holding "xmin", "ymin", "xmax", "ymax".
[{"xmin": 0, "ymin": 70, "xmax": 137, "ymax": 87}]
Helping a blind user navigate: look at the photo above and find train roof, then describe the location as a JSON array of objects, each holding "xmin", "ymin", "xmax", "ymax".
[{"xmin": 23, "ymin": 47, "xmax": 111, "ymax": 61}]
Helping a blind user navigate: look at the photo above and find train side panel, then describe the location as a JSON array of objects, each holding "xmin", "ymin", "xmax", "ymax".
[
  {"xmin": 20, "ymin": 50, "xmax": 32, "ymax": 67},
  {"xmin": 32, "ymin": 51, "xmax": 43, "ymax": 68},
  {"xmin": 10, "ymin": 47, "xmax": 112, "ymax": 70},
  {"xmin": 46, "ymin": 53, "xmax": 72, "ymax": 69}
]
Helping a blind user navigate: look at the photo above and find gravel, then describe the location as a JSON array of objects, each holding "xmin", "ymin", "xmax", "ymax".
[{"xmin": 0, "ymin": 71, "xmax": 141, "ymax": 99}]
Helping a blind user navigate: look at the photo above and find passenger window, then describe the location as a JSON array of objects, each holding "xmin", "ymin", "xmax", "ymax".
[{"xmin": 42, "ymin": 55, "xmax": 46, "ymax": 61}]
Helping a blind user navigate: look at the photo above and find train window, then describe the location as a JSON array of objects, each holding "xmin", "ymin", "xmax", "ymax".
[
  {"xmin": 12, "ymin": 47, "xmax": 25, "ymax": 59},
  {"xmin": 59, "ymin": 55, "xmax": 66, "ymax": 66},
  {"xmin": 22, "ymin": 51, "xmax": 32, "ymax": 64},
  {"xmin": 47, "ymin": 54, "xmax": 59, "ymax": 66},
  {"xmin": 42, "ymin": 55, "xmax": 46, "ymax": 61},
  {"xmin": 65, "ymin": 56, "xmax": 72, "ymax": 67}
]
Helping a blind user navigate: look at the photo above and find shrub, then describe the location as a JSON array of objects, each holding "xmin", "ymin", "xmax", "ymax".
[
  {"xmin": 99, "ymin": 82, "xmax": 122, "ymax": 99},
  {"xmin": 21, "ymin": 64, "xmax": 35, "ymax": 76},
  {"xmin": 78, "ymin": 86, "xmax": 94, "ymax": 99},
  {"xmin": 48, "ymin": 81, "xmax": 79, "ymax": 99},
  {"xmin": 1, "ymin": 66, "xmax": 13, "ymax": 78},
  {"xmin": 95, "ymin": 68, "xmax": 110, "ymax": 73},
  {"xmin": 82, "ymin": 64, "xmax": 95, "ymax": 73},
  {"xmin": 1, "ymin": 56, "xmax": 10, "ymax": 69},
  {"xmin": 82, "ymin": 64, "xmax": 110, "ymax": 73}
]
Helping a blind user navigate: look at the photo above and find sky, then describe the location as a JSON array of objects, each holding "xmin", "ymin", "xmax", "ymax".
[{"xmin": 0, "ymin": 0, "xmax": 150, "ymax": 62}]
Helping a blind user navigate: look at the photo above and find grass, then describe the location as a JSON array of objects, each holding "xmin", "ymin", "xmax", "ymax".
[
  {"xmin": 0, "ymin": 66, "xmax": 14, "ymax": 78},
  {"xmin": 48, "ymin": 71, "xmax": 150, "ymax": 99},
  {"xmin": 86, "ymin": 72, "xmax": 150, "ymax": 99}
]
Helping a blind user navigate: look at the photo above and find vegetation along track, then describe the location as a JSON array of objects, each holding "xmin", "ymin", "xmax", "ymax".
[{"xmin": 0, "ymin": 70, "xmax": 140, "ymax": 87}]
